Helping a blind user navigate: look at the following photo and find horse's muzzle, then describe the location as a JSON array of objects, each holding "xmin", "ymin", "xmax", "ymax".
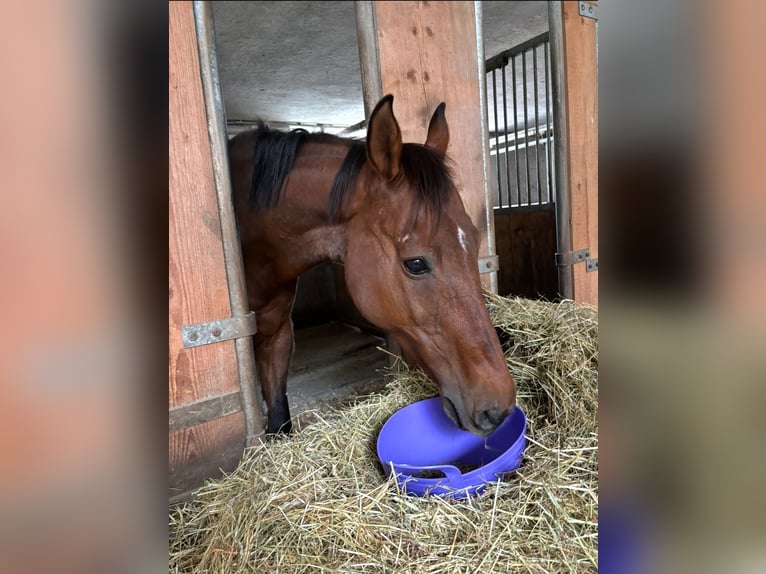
[{"xmin": 442, "ymin": 395, "xmax": 507, "ymax": 437}]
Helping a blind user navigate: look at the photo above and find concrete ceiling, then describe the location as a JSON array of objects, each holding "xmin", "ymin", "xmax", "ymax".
[{"xmin": 212, "ymin": 1, "xmax": 548, "ymax": 133}]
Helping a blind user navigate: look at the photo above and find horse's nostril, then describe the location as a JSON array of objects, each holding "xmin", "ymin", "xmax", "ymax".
[
  {"xmin": 442, "ymin": 396, "xmax": 464, "ymax": 430},
  {"xmin": 475, "ymin": 407, "xmax": 504, "ymax": 431}
]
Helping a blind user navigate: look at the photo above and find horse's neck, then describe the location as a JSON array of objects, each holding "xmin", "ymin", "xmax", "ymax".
[
  {"xmin": 293, "ymin": 225, "xmax": 346, "ymax": 265},
  {"xmin": 277, "ymin": 152, "xmax": 349, "ymax": 268},
  {"xmin": 284, "ymin": 153, "xmax": 343, "ymax": 225}
]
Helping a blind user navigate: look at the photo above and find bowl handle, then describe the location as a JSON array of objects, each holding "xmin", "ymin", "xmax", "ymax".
[{"xmin": 394, "ymin": 463, "xmax": 463, "ymax": 480}]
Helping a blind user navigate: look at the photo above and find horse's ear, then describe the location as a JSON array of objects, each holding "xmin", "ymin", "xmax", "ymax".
[
  {"xmin": 366, "ymin": 94, "xmax": 402, "ymax": 181},
  {"xmin": 425, "ymin": 102, "xmax": 449, "ymax": 155}
]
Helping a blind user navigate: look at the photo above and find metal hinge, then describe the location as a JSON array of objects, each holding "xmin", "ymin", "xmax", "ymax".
[
  {"xmin": 182, "ymin": 311, "xmax": 257, "ymax": 349},
  {"xmin": 556, "ymin": 248, "xmax": 598, "ymax": 273},
  {"xmin": 478, "ymin": 255, "xmax": 499, "ymax": 274},
  {"xmin": 579, "ymin": 1, "xmax": 598, "ymax": 21}
]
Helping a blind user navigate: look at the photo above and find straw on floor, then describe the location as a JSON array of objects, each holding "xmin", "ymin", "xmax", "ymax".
[{"xmin": 169, "ymin": 292, "xmax": 598, "ymax": 573}]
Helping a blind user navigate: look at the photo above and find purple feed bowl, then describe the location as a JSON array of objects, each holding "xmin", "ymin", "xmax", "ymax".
[{"xmin": 376, "ymin": 397, "xmax": 526, "ymax": 499}]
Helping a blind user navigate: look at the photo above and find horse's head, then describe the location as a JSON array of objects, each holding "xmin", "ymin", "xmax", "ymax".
[{"xmin": 344, "ymin": 95, "xmax": 516, "ymax": 437}]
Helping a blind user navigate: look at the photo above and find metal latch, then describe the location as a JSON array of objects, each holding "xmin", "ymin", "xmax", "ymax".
[
  {"xmin": 555, "ymin": 248, "xmax": 590, "ymax": 267},
  {"xmin": 578, "ymin": 1, "xmax": 598, "ymax": 21},
  {"xmin": 182, "ymin": 311, "xmax": 257, "ymax": 349},
  {"xmin": 586, "ymin": 258, "xmax": 599, "ymax": 272},
  {"xmin": 478, "ymin": 255, "xmax": 499, "ymax": 274}
]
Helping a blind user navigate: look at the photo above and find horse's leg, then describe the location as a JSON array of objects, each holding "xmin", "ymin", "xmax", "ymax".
[{"xmin": 253, "ymin": 282, "xmax": 297, "ymax": 435}]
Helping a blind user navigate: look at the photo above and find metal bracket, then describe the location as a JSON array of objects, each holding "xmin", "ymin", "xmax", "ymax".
[
  {"xmin": 578, "ymin": 1, "xmax": 599, "ymax": 21},
  {"xmin": 556, "ymin": 249, "xmax": 598, "ymax": 273},
  {"xmin": 478, "ymin": 255, "xmax": 499, "ymax": 274},
  {"xmin": 555, "ymin": 248, "xmax": 590, "ymax": 267},
  {"xmin": 182, "ymin": 311, "xmax": 257, "ymax": 349},
  {"xmin": 169, "ymin": 391, "xmax": 242, "ymax": 432}
]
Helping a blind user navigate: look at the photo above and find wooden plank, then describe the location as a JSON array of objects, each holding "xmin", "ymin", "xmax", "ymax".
[
  {"xmin": 708, "ymin": 0, "xmax": 766, "ymax": 324},
  {"xmin": 369, "ymin": 1, "xmax": 496, "ymax": 290},
  {"xmin": 288, "ymin": 323, "xmax": 387, "ymax": 411},
  {"xmin": 561, "ymin": 1, "xmax": 598, "ymax": 305},
  {"xmin": 290, "ymin": 322, "xmax": 385, "ymax": 376},
  {"xmin": 169, "ymin": 1, "xmax": 239, "ymax": 407},
  {"xmin": 169, "ymin": 1, "xmax": 243, "ymax": 493},
  {"xmin": 169, "ymin": 412, "xmax": 245, "ymax": 501},
  {"xmin": 494, "ymin": 207, "xmax": 557, "ymax": 299},
  {"xmin": 169, "ymin": 391, "xmax": 242, "ymax": 433}
]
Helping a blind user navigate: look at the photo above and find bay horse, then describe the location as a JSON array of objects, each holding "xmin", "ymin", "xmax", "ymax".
[{"xmin": 228, "ymin": 94, "xmax": 516, "ymax": 437}]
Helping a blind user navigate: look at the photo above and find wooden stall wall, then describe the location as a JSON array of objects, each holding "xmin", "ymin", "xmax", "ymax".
[
  {"xmin": 169, "ymin": 1, "xmax": 245, "ymax": 501},
  {"xmin": 494, "ymin": 206, "xmax": 558, "ymax": 300},
  {"xmin": 558, "ymin": 1, "xmax": 598, "ymax": 305},
  {"xmin": 358, "ymin": 0, "xmax": 498, "ymax": 292}
]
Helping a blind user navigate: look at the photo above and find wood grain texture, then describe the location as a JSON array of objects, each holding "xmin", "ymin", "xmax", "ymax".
[
  {"xmin": 562, "ymin": 1, "xmax": 598, "ymax": 305},
  {"xmin": 169, "ymin": 1, "xmax": 243, "ymax": 495},
  {"xmin": 169, "ymin": 411, "xmax": 245, "ymax": 501},
  {"xmin": 494, "ymin": 207, "xmax": 558, "ymax": 300},
  {"xmin": 169, "ymin": 1, "xmax": 238, "ymax": 407},
  {"xmin": 169, "ymin": 391, "xmax": 243, "ymax": 433},
  {"xmin": 372, "ymin": 1, "xmax": 493, "ymax": 269}
]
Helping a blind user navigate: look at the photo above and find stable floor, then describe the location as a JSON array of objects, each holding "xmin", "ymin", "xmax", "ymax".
[{"xmin": 287, "ymin": 322, "xmax": 389, "ymax": 417}]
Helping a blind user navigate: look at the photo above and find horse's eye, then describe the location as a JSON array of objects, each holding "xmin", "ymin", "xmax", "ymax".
[{"xmin": 403, "ymin": 257, "xmax": 431, "ymax": 276}]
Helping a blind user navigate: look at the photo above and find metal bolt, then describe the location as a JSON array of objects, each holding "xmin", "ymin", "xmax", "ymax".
[
  {"xmin": 212, "ymin": 327, "xmax": 222, "ymax": 337},
  {"xmin": 188, "ymin": 332, "xmax": 198, "ymax": 341}
]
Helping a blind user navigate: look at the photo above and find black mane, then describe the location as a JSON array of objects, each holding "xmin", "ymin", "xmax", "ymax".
[{"xmin": 242, "ymin": 124, "xmax": 456, "ymax": 225}]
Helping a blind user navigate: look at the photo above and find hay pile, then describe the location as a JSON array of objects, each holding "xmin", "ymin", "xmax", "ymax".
[{"xmin": 169, "ymin": 293, "xmax": 598, "ymax": 573}]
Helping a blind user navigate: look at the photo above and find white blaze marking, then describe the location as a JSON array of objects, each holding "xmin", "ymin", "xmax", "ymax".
[{"xmin": 457, "ymin": 226, "xmax": 468, "ymax": 253}]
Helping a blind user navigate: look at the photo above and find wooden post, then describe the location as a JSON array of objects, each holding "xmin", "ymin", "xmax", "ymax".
[
  {"xmin": 549, "ymin": 1, "xmax": 598, "ymax": 305},
  {"xmin": 355, "ymin": 0, "xmax": 498, "ymax": 292},
  {"xmin": 169, "ymin": 1, "xmax": 250, "ymax": 500}
]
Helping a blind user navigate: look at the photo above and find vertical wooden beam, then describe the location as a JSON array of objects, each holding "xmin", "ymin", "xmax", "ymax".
[
  {"xmin": 709, "ymin": 0, "xmax": 766, "ymax": 324},
  {"xmin": 355, "ymin": 0, "xmax": 383, "ymax": 119},
  {"xmin": 169, "ymin": 0, "xmax": 245, "ymax": 498},
  {"xmin": 193, "ymin": 1, "xmax": 264, "ymax": 446},
  {"xmin": 550, "ymin": 1, "xmax": 598, "ymax": 305},
  {"xmin": 355, "ymin": 0, "xmax": 498, "ymax": 292}
]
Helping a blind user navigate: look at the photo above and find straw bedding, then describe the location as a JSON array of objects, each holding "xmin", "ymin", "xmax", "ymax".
[{"xmin": 169, "ymin": 292, "xmax": 598, "ymax": 573}]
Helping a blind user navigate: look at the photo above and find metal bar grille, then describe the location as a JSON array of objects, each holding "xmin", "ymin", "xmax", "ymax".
[
  {"xmin": 486, "ymin": 32, "xmax": 554, "ymax": 210},
  {"xmin": 501, "ymin": 64, "xmax": 511, "ymax": 209},
  {"xmin": 491, "ymin": 68, "xmax": 502, "ymax": 206},
  {"xmin": 511, "ymin": 54, "xmax": 521, "ymax": 201},
  {"xmin": 533, "ymin": 45, "xmax": 542, "ymax": 205},
  {"xmin": 544, "ymin": 40, "xmax": 553, "ymax": 205}
]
